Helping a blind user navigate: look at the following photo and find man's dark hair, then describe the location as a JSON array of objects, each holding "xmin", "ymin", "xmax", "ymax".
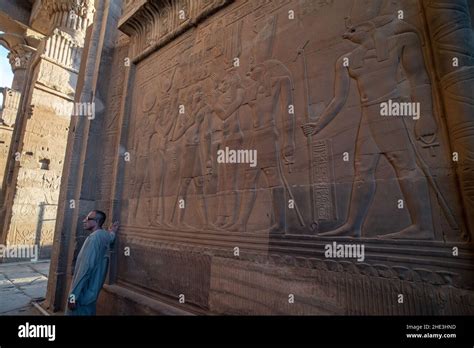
[{"xmin": 93, "ymin": 210, "xmax": 106, "ymax": 228}]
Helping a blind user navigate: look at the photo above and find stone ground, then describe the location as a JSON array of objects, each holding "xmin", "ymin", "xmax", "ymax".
[{"xmin": 0, "ymin": 260, "xmax": 50, "ymax": 315}]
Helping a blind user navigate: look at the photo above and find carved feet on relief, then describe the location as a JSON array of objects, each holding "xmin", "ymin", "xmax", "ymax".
[
  {"xmin": 225, "ymin": 223, "xmax": 285, "ymax": 234},
  {"xmin": 149, "ymin": 217, "xmax": 172, "ymax": 229},
  {"xmin": 214, "ymin": 216, "xmax": 227, "ymax": 227},
  {"xmin": 207, "ymin": 223, "xmax": 222, "ymax": 231},
  {"xmin": 318, "ymin": 223, "xmax": 361, "ymax": 238},
  {"xmin": 378, "ymin": 224, "xmax": 434, "ymax": 240},
  {"xmin": 208, "ymin": 217, "xmax": 233, "ymax": 231},
  {"xmin": 226, "ymin": 223, "xmax": 246, "ymax": 232},
  {"xmin": 221, "ymin": 220, "xmax": 239, "ymax": 230},
  {"xmin": 268, "ymin": 223, "xmax": 285, "ymax": 234},
  {"xmin": 176, "ymin": 222, "xmax": 199, "ymax": 231}
]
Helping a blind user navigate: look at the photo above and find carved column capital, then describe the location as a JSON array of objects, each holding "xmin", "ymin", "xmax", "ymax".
[
  {"xmin": 40, "ymin": 0, "xmax": 95, "ymax": 69},
  {"xmin": 44, "ymin": 0, "xmax": 95, "ymax": 20},
  {"xmin": 43, "ymin": 0, "xmax": 95, "ymax": 36},
  {"xmin": 7, "ymin": 44, "xmax": 35, "ymax": 72}
]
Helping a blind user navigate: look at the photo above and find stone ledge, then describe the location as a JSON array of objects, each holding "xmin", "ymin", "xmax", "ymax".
[{"xmin": 99, "ymin": 283, "xmax": 195, "ymax": 316}]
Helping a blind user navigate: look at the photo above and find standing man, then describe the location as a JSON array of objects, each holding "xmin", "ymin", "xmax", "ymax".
[{"xmin": 66, "ymin": 210, "xmax": 119, "ymax": 315}]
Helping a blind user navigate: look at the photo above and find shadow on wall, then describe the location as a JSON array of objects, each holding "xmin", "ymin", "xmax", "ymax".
[{"xmin": 35, "ymin": 202, "xmax": 56, "ymax": 260}]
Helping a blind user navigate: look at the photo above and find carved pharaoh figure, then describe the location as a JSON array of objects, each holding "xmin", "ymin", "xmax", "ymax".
[
  {"xmin": 131, "ymin": 89, "xmax": 157, "ymax": 225},
  {"xmin": 170, "ymin": 86, "xmax": 212, "ymax": 229},
  {"xmin": 211, "ymin": 71, "xmax": 246, "ymax": 229},
  {"xmin": 301, "ymin": 7, "xmax": 438, "ymax": 239},
  {"xmin": 227, "ymin": 60, "xmax": 295, "ymax": 233},
  {"xmin": 149, "ymin": 93, "xmax": 178, "ymax": 227}
]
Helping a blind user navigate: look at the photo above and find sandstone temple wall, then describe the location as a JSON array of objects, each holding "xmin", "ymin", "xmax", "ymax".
[
  {"xmin": 44, "ymin": 0, "xmax": 474, "ymax": 315},
  {"xmin": 0, "ymin": 0, "xmax": 94, "ymax": 260},
  {"xmin": 0, "ymin": 88, "xmax": 19, "ymax": 196}
]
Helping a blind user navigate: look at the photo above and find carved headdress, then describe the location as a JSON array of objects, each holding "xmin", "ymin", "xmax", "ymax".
[
  {"xmin": 250, "ymin": 15, "xmax": 277, "ymax": 67},
  {"xmin": 346, "ymin": 0, "xmax": 399, "ymax": 61}
]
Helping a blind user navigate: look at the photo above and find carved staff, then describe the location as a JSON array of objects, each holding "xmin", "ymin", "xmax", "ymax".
[
  {"xmin": 402, "ymin": 117, "xmax": 458, "ymax": 229},
  {"xmin": 277, "ymin": 141, "xmax": 305, "ymax": 227},
  {"xmin": 295, "ymin": 40, "xmax": 319, "ymax": 232}
]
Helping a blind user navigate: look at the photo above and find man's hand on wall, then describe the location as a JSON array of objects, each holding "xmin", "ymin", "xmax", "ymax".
[{"xmin": 109, "ymin": 221, "xmax": 120, "ymax": 234}]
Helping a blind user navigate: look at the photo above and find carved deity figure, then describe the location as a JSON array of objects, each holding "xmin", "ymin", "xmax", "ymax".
[
  {"xmin": 227, "ymin": 61, "xmax": 295, "ymax": 233},
  {"xmin": 211, "ymin": 71, "xmax": 246, "ymax": 229},
  {"xmin": 149, "ymin": 93, "xmax": 178, "ymax": 227},
  {"xmin": 131, "ymin": 89, "xmax": 157, "ymax": 224},
  {"xmin": 302, "ymin": 14, "xmax": 437, "ymax": 239},
  {"xmin": 170, "ymin": 86, "xmax": 211, "ymax": 229}
]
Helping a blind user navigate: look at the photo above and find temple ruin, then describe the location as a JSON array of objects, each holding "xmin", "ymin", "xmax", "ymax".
[{"xmin": 0, "ymin": 0, "xmax": 473, "ymax": 315}]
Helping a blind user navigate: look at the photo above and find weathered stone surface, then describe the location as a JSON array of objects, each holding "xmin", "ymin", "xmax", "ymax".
[
  {"xmin": 0, "ymin": 0, "xmax": 94, "ymax": 261},
  {"xmin": 0, "ymin": 261, "xmax": 49, "ymax": 314},
  {"xmin": 44, "ymin": 0, "xmax": 127, "ymax": 311},
  {"xmin": 48, "ymin": 0, "xmax": 474, "ymax": 315},
  {"xmin": 0, "ymin": 88, "xmax": 19, "ymax": 198},
  {"xmin": 1, "ymin": 0, "xmax": 473, "ymax": 315}
]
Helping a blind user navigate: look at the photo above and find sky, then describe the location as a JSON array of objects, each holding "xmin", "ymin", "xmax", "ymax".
[{"xmin": 0, "ymin": 43, "xmax": 14, "ymax": 107}]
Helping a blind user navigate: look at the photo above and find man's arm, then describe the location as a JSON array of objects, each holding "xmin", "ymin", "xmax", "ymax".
[{"xmin": 301, "ymin": 56, "xmax": 350, "ymax": 136}]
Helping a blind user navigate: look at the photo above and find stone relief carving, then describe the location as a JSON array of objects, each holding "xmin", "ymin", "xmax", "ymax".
[
  {"xmin": 130, "ymin": 86, "xmax": 158, "ymax": 224},
  {"xmin": 25, "ymin": 0, "xmax": 472, "ymax": 316},
  {"xmin": 169, "ymin": 87, "xmax": 213, "ymax": 229},
  {"xmin": 211, "ymin": 71, "xmax": 246, "ymax": 229},
  {"xmin": 149, "ymin": 92, "xmax": 178, "ymax": 227},
  {"xmin": 301, "ymin": 2, "xmax": 455, "ymax": 239},
  {"xmin": 227, "ymin": 60, "xmax": 297, "ymax": 233},
  {"xmin": 119, "ymin": 0, "xmax": 466, "ymax": 242},
  {"xmin": 119, "ymin": 0, "xmax": 232, "ymax": 60}
]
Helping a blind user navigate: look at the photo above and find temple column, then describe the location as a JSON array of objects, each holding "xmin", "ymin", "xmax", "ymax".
[
  {"xmin": 0, "ymin": 42, "xmax": 34, "ymax": 238},
  {"xmin": 45, "ymin": 0, "xmax": 126, "ymax": 312},
  {"xmin": 7, "ymin": 44, "xmax": 35, "ymax": 91},
  {"xmin": 0, "ymin": 88, "xmax": 21, "ymax": 196},
  {"xmin": 422, "ymin": 0, "xmax": 474, "ymax": 239},
  {"xmin": 0, "ymin": 0, "xmax": 95, "ymax": 260}
]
